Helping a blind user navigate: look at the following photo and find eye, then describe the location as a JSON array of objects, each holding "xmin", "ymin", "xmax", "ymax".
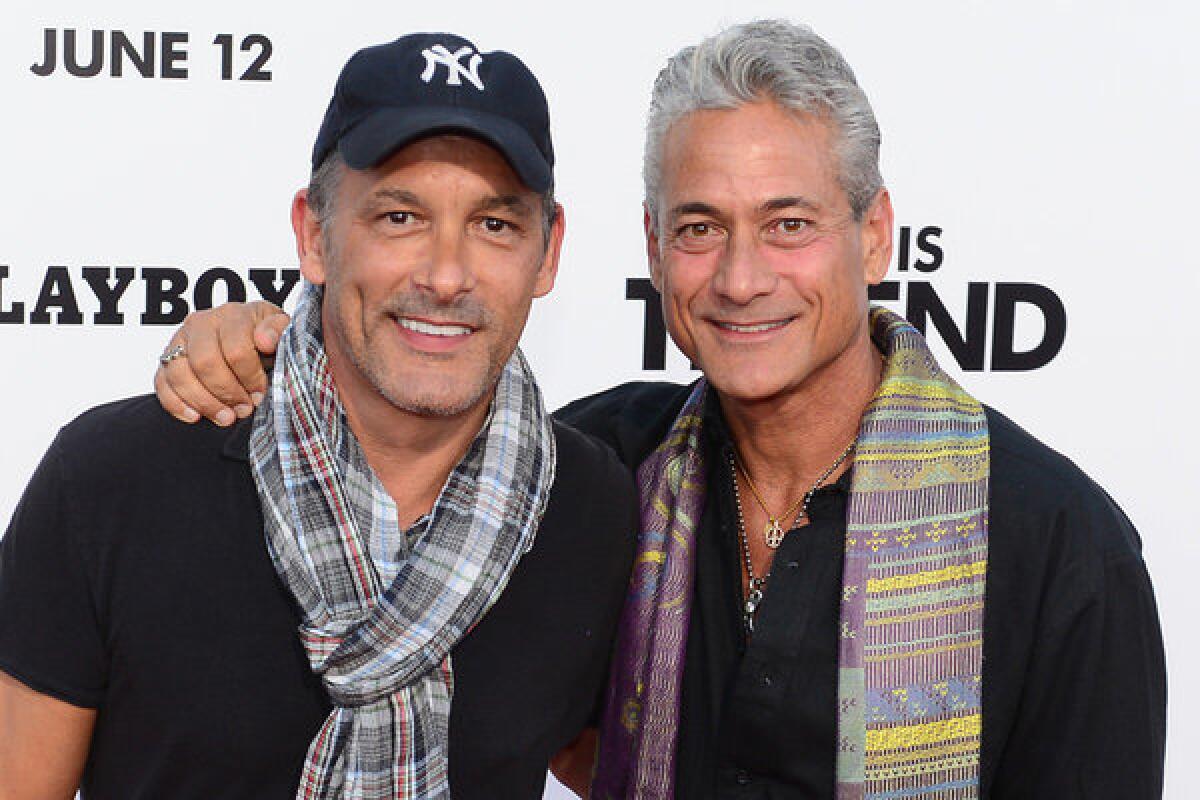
[
  {"xmin": 774, "ymin": 218, "xmax": 809, "ymax": 234},
  {"xmin": 482, "ymin": 217, "xmax": 512, "ymax": 233},
  {"xmin": 672, "ymin": 220, "xmax": 726, "ymax": 253},
  {"xmin": 679, "ymin": 222, "xmax": 713, "ymax": 238},
  {"xmin": 385, "ymin": 211, "xmax": 414, "ymax": 225}
]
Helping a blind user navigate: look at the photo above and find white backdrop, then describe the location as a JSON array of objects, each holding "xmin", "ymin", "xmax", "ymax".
[{"xmin": 1, "ymin": 1, "xmax": 1196, "ymax": 797}]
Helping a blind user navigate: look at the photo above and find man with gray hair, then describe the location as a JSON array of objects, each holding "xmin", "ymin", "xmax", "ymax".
[{"xmin": 154, "ymin": 19, "xmax": 1166, "ymax": 799}]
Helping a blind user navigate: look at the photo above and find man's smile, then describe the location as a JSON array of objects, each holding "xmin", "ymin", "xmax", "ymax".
[
  {"xmin": 709, "ymin": 316, "xmax": 796, "ymax": 338},
  {"xmin": 392, "ymin": 314, "xmax": 478, "ymax": 353},
  {"xmin": 395, "ymin": 316, "xmax": 476, "ymax": 337}
]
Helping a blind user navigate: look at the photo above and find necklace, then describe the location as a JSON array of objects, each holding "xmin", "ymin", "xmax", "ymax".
[
  {"xmin": 728, "ymin": 438, "xmax": 856, "ymax": 634},
  {"xmin": 728, "ymin": 452, "xmax": 768, "ymax": 634},
  {"xmin": 732, "ymin": 438, "xmax": 856, "ymax": 548}
]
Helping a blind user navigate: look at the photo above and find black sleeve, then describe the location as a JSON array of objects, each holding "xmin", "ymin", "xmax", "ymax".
[
  {"xmin": 0, "ymin": 435, "xmax": 107, "ymax": 708},
  {"xmin": 555, "ymin": 381, "xmax": 691, "ymax": 469},
  {"xmin": 993, "ymin": 492, "xmax": 1166, "ymax": 799},
  {"xmin": 587, "ymin": 479, "xmax": 639, "ymax": 730},
  {"xmin": 1077, "ymin": 543, "xmax": 1166, "ymax": 798}
]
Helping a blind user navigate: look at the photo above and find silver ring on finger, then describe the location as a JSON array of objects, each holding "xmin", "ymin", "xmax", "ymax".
[{"xmin": 159, "ymin": 343, "xmax": 187, "ymax": 368}]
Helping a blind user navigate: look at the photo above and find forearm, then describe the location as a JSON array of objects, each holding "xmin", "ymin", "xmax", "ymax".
[{"xmin": 0, "ymin": 670, "xmax": 95, "ymax": 800}]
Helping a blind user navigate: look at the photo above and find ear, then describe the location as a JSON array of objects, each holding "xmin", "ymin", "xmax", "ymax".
[
  {"xmin": 532, "ymin": 203, "xmax": 566, "ymax": 298},
  {"xmin": 860, "ymin": 188, "xmax": 894, "ymax": 286},
  {"xmin": 644, "ymin": 204, "xmax": 664, "ymax": 292},
  {"xmin": 292, "ymin": 189, "xmax": 328, "ymax": 285}
]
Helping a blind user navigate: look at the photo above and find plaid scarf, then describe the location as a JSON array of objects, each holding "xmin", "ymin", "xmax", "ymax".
[
  {"xmin": 250, "ymin": 283, "xmax": 556, "ymax": 799},
  {"xmin": 592, "ymin": 308, "xmax": 989, "ymax": 799}
]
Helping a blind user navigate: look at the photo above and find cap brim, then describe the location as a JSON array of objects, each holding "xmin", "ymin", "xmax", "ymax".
[{"xmin": 337, "ymin": 106, "xmax": 552, "ymax": 192}]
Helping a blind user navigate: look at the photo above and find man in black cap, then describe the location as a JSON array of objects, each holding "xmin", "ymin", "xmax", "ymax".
[{"xmin": 0, "ymin": 33, "xmax": 634, "ymax": 799}]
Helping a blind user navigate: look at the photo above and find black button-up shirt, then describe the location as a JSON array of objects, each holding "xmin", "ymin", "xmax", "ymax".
[
  {"xmin": 675, "ymin": 390, "xmax": 849, "ymax": 797},
  {"xmin": 559, "ymin": 380, "xmax": 1166, "ymax": 800}
]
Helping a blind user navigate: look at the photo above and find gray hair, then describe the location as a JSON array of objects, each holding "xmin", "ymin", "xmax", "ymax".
[
  {"xmin": 307, "ymin": 150, "xmax": 345, "ymax": 233},
  {"xmin": 307, "ymin": 149, "xmax": 558, "ymax": 243},
  {"xmin": 644, "ymin": 19, "xmax": 883, "ymax": 226}
]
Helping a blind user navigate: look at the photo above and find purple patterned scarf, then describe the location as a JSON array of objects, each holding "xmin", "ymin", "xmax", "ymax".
[{"xmin": 592, "ymin": 308, "xmax": 989, "ymax": 799}]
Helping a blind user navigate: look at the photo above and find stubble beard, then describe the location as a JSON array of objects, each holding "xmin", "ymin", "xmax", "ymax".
[
  {"xmin": 362, "ymin": 339, "xmax": 500, "ymax": 418},
  {"xmin": 327, "ymin": 292, "xmax": 504, "ymax": 420},
  {"xmin": 315, "ymin": 232, "xmax": 513, "ymax": 420}
]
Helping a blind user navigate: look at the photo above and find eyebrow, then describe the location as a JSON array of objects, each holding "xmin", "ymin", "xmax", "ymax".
[
  {"xmin": 668, "ymin": 201, "xmax": 721, "ymax": 220},
  {"xmin": 760, "ymin": 195, "xmax": 821, "ymax": 213},
  {"xmin": 367, "ymin": 188, "xmax": 422, "ymax": 209},
  {"xmin": 365, "ymin": 189, "xmax": 534, "ymax": 216},
  {"xmin": 668, "ymin": 196, "xmax": 823, "ymax": 220},
  {"xmin": 479, "ymin": 194, "xmax": 535, "ymax": 216}
]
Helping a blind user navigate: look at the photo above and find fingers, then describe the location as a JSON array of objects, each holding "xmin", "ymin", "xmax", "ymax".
[
  {"xmin": 251, "ymin": 301, "xmax": 289, "ymax": 357},
  {"xmin": 153, "ymin": 354, "xmax": 200, "ymax": 424},
  {"xmin": 154, "ymin": 302, "xmax": 289, "ymax": 426},
  {"xmin": 156, "ymin": 330, "xmax": 237, "ymax": 426},
  {"xmin": 218, "ymin": 306, "xmax": 276, "ymax": 406},
  {"xmin": 154, "ymin": 305, "xmax": 254, "ymax": 424},
  {"xmin": 157, "ymin": 334, "xmax": 240, "ymax": 427},
  {"xmin": 181, "ymin": 307, "xmax": 255, "ymax": 416}
]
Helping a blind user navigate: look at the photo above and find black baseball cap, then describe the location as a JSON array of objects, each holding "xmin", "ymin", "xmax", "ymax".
[{"xmin": 311, "ymin": 33, "xmax": 554, "ymax": 192}]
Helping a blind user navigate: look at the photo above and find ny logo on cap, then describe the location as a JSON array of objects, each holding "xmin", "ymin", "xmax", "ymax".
[{"xmin": 420, "ymin": 44, "xmax": 485, "ymax": 91}]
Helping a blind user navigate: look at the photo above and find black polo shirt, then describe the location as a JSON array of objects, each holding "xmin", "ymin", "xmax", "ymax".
[
  {"xmin": 558, "ymin": 380, "xmax": 1166, "ymax": 800},
  {"xmin": 0, "ymin": 394, "xmax": 636, "ymax": 799}
]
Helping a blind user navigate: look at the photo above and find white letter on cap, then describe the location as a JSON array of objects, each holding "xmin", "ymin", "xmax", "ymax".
[{"xmin": 419, "ymin": 45, "xmax": 485, "ymax": 91}]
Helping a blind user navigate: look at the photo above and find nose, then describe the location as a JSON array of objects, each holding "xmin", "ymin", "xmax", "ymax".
[
  {"xmin": 711, "ymin": 230, "xmax": 775, "ymax": 305},
  {"xmin": 416, "ymin": 225, "xmax": 475, "ymax": 301}
]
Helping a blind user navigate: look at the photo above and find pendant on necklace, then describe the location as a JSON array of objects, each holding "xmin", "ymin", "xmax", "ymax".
[
  {"xmin": 744, "ymin": 587, "xmax": 764, "ymax": 633},
  {"xmin": 745, "ymin": 587, "xmax": 763, "ymax": 614},
  {"xmin": 764, "ymin": 518, "xmax": 786, "ymax": 548}
]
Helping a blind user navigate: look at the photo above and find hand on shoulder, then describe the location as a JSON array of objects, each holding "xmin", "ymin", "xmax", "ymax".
[{"xmin": 153, "ymin": 301, "xmax": 290, "ymax": 426}]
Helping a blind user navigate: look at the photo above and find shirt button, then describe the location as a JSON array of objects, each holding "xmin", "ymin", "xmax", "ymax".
[
  {"xmin": 735, "ymin": 769, "xmax": 752, "ymax": 785},
  {"xmin": 760, "ymin": 673, "xmax": 773, "ymax": 688}
]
